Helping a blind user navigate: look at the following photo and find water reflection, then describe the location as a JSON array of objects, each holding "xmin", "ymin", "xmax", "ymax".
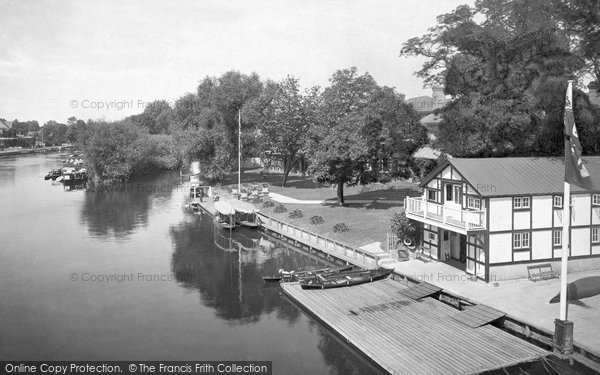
[
  {"xmin": 80, "ymin": 172, "xmax": 179, "ymax": 239},
  {"xmin": 169, "ymin": 214, "xmax": 335, "ymax": 325}
]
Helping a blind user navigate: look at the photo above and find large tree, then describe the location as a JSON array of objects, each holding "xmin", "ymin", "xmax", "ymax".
[
  {"xmin": 250, "ymin": 76, "xmax": 317, "ymax": 187},
  {"xmin": 401, "ymin": 0, "xmax": 599, "ymax": 157},
  {"xmin": 308, "ymin": 68, "xmax": 426, "ymax": 205}
]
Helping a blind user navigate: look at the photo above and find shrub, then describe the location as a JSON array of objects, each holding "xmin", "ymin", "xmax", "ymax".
[
  {"xmin": 310, "ymin": 215, "xmax": 325, "ymax": 225},
  {"xmin": 289, "ymin": 209, "xmax": 303, "ymax": 219},
  {"xmin": 332, "ymin": 223, "xmax": 349, "ymax": 233},
  {"xmin": 274, "ymin": 204, "xmax": 287, "ymax": 213},
  {"xmin": 390, "ymin": 210, "xmax": 421, "ymax": 245},
  {"xmin": 262, "ymin": 200, "xmax": 275, "ymax": 208}
]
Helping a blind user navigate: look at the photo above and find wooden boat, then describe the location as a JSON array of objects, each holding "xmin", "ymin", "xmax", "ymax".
[
  {"xmin": 549, "ymin": 276, "xmax": 600, "ymax": 303},
  {"xmin": 214, "ymin": 201, "xmax": 236, "ymax": 230},
  {"xmin": 262, "ymin": 265, "xmax": 355, "ymax": 283},
  {"xmin": 300, "ymin": 268, "xmax": 393, "ymax": 289},
  {"xmin": 228, "ymin": 199, "xmax": 260, "ymax": 228}
]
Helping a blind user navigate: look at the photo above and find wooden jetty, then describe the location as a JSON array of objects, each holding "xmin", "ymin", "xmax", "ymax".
[{"xmin": 281, "ymin": 279, "xmax": 549, "ymax": 375}]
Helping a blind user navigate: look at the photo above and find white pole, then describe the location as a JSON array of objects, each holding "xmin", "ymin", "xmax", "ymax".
[
  {"xmin": 559, "ymin": 171, "xmax": 571, "ymax": 321},
  {"xmin": 238, "ymin": 109, "xmax": 241, "ymax": 198}
]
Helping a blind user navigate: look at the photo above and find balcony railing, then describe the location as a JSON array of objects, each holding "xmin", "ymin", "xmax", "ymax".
[{"xmin": 404, "ymin": 197, "xmax": 486, "ymax": 231}]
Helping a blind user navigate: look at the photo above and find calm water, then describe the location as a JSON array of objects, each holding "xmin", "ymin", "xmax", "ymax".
[{"xmin": 0, "ymin": 153, "xmax": 381, "ymax": 374}]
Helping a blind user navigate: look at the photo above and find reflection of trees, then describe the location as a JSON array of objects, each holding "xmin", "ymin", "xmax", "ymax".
[
  {"xmin": 80, "ymin": 171, "xmax": 177, "ymax": 238},
  {"xmin": 169, "ymin": 215, "xmax": 335, "ymax": 324}
]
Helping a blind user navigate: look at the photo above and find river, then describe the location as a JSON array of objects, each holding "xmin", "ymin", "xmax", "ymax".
[{"xmin": 0, "ymin": 153, "xmax": 382, "ymax": 374}]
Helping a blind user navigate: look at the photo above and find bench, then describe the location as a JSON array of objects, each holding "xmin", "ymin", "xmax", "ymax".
[{"xmin": 527, "ymin": 263, "xmax": 559, "ymax": 282}]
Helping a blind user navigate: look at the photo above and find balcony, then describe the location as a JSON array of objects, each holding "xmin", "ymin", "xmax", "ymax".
[{"xmin": 404, "ymin": 197, "xmax": 486, "ymax": 234}]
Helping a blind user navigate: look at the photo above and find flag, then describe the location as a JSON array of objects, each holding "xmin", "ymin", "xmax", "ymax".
[{"xmin": 564, "ymin": 81, "xmax": 594, "ymax": 190}]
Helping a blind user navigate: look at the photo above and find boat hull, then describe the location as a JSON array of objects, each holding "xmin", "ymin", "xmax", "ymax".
[
  {"xmin": 300, "ymin": 268, "xmax": 393, "ymax": 290},
  {"xmin": 549, "ymin": 276, "xmax": 600, "ymax": 303}
]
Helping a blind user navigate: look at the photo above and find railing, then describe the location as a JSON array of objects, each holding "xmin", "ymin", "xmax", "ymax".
[
  {"xmin": 404, "ymin": 197, "xmax": 486, "ymax": 231},
  {"xmin": 257, "ymin": 213, "xmax": 382, "ymax": 269}
]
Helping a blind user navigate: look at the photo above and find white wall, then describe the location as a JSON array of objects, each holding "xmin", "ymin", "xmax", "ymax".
[
  {"xmin": 572, "ymin": 194, "xmax": 591, "ymax": 226},
  {"xmin": 532, "ymin": 196, "xmax": 552, "ymax": 229},
  {"xmin": 489, "ymin": 198, "xmax": 512, "ymax": 232},
  {"xmin": 513, "ymin": 210, "xmax": 530, "ymax": 230},
  {"xmin": 571, "ymin": 227, "xmax": 590, "ymax": 256},
  {"xmin": 513, "ymin": 251, "xmax": 530, "ymax": 261},
  {"xmin": 441, "ymin": 166, "xmax": 452, "ymax": 180},
  {"xmin": 592, "ymin": 207, "xmax": 600, "ymax": 225},
  {"xmin": 489, "ymin": 233, "xmax": 512, "ymax": 263},
  {"xmin": 532, "ymin": 230, "xmax": 552, "ymax": 260}
]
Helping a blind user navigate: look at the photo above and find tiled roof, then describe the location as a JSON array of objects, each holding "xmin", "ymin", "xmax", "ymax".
[{"xmin": 429, "ymin": 157, "xmax": 600, "ymax": 196}]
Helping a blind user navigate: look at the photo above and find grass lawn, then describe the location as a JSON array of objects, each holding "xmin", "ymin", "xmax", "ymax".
[{"xmin": 216, "ymin": 169, "xmax": 422, "ymax": 249}]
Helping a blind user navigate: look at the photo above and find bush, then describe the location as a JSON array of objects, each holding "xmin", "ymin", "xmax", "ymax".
[
  {"xmin": 274, "ymin": 204, "xmax": 288, "ymax": 213},
  {"xmin": 332, "ymin": 223, "xmax": 349, "ymax": 233},
  {"xmin": 289, "ymin": 209, "xmax": 303, "ymax": 219},
  {"xmin": 310, "ymin": 215, "xmax": 325, "ymax": 225},
  {"xmin": 262, "ymin": 200, "xmax": 275, "ymax": 208},
  {"xmin": 390, "ymin": 210, "xmax": 421, "ymax": 245}
]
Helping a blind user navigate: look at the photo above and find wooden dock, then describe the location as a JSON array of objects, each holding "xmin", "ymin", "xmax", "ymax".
[{"xmin": 281, "ymin": 279, "xmax": 549, "ymax": 375}]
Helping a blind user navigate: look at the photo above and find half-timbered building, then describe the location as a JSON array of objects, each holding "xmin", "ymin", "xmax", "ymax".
[{"xmin": 404, "ymin": 157, "xmax": 600, "ymax": 281}]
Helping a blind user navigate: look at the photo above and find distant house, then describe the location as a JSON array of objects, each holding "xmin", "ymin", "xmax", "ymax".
[
  {"xmin": 0, "ymin": 120, "xmax": 10, "ymax": 135},
  {"xmin": 405, "ymin": 86, "xmax": 447, "ymax": 117},
  {"xmin": 404, "ymin": 157, "xmax": 600, "ymax": 282}
]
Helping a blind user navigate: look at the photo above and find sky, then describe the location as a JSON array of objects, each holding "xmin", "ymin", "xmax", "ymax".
[{"xmin": 0, "ymin": 0, "xmax": 473, "ymax": 125}]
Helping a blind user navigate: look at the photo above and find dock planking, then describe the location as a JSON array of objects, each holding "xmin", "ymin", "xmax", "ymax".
[{"xmin": 282, "ymin": 279, "xmax": 549, "ymax": 375}]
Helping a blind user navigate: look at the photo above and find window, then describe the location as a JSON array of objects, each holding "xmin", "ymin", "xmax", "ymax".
[
  {"xmin": 553, "ymin": 196, "xmax": 563, "ymax": 208},
  {"xmin": 429, "ymin": 232, "xmax": 436, "ymax": 241},
  {"xmin": 513, "ymin": 196, "xmax": 530, "ymax": 209},
  {"xmin": 445, "ymin": 184, "xmax": 453, "ymax": 202},
  {"xmin": 593, "ymin": 227, "xmax": 600, "ymax": 244},
  {"xmin": 513, "ymin": 232, "xmax": 530, "ymax": 249},
  {"xmin": 453, "ymin": 185, "xmax": 461, "ymax": 204},
  {"xmin": 553, "ymin": 230, "xmax": 562, "ymax": 247},
  {"xmin": 427, "ymin": 189, "xmax": 437, "ymax": 202},
  {"xmin": 467, "ymin": 197, "xmax": 481, "ymax": 210},
  {"xmin": 593, "ymin": 194, "xmax": 600, "ymax": 206}
]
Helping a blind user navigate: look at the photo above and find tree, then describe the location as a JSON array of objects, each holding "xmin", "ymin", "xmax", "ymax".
[
  {"xmin": 251, "ymin": 76, "xmax": 315, "ymax": 187},
  {"xmin": 308, "ymin": 68, "xmax": 424, "ymax": 205},
  {"xmin": 401, "ymin": 0, "xmax": 596, "ymax": 157},
  {"xmin": 131, "ymin": 100, "xmax": 174, "ymax": 134}
]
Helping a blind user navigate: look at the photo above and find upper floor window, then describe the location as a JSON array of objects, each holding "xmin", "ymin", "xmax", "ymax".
[
  {"xmin": 445, "ymin": 184, "xmax": 461, "ymax": 204},
  {"xmin": 427, "ymin": 189, "xmax": 437, "ymax": 202},
  {"xmin": 513, "ymin": 196, "xmax": 530, "ymax": 209},
  {"xmin": 593, "ymin": 194, "xmax": 600, "ymax": 206},
  {"xmin": 553, "ymin": 196, "xmax": 563, "ymax": 208},
  {"xmin": 467, "ymin": 197, "xmax": 481, "ymax": 210}
]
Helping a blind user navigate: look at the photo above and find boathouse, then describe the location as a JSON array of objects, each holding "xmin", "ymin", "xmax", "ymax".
[{"xmin": 405, "ymin": 157, "xmax": 600, "ymax": 281}]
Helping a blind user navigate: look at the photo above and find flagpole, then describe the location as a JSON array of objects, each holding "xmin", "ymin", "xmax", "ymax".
[
  {"xmin": 559, "ymin": 180, "xmax": 570, "ymax": 321},
  {"xmin": 238, "ymin": 109, "xmax": 241, "ymax": 199}
]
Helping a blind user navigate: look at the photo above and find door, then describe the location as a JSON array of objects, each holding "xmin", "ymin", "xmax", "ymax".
[{"xmin": 443, "ymin": 183, "xmax": 462, "ymax": 222}]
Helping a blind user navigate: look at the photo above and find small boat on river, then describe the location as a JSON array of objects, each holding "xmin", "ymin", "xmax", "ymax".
[
  {"xmin": 214, "ymin": 201, "xmax": 236, "ymax": 230},
  {"xmin": 44, "ymin": 169, "xmax": 62, "ymax": 180},
  {"xmin": 262, "ymin": 265, "xmax": 355, "ymax": 283},
  {"xmin": 228, "ymin": 199, "xmax": 260, "ymax": 228},
  {"xmin": 299, "ymin": 268, "xmax": 393, "ymax": 290}
]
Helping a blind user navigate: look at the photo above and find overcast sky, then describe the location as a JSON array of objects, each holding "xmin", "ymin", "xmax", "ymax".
[{"xmin": 0, "ymin": 0, "xmax": 472, "ymax": 124}]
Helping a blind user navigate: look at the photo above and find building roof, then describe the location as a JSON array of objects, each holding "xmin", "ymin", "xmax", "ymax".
[
  {"xmin": 413, "ymin": 145, "xmax": 442, "ymax": 160},
  {"xmin": 0, "ymin": 120, "xmax": 10, "ymax": 131},
  {"xmin": 419, "ymin": 113, "xmax": 442, "ymax": 125},
  {"xmin": 422, "ymin": 157, "xmax": 600, "ymax": 196}
]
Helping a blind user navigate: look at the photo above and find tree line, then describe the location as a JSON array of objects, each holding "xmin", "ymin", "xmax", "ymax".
[{"xmin": 65, "ymin": 68, "xmax": 425, "ymax": 206}]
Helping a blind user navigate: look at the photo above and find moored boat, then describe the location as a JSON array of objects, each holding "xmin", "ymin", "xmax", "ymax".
[
  {"xmin": 300, "ymin": 268, "xmax": 393, "ymax": 289},
  {"xmin": 214, "ymin": 201, "xmax": 236, "ymax": 230},
  {"xmin": 228, "ymin": 199, "xmax": 260, "ymax": 228},
  {"xmin": 262, "ymin": 265, "xmax": 355, "ymax": 283},
  {"xmin": 44, "ymin": 169, "xmax": 62, "ymax": 180}
]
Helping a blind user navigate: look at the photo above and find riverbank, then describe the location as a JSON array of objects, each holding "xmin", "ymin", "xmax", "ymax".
[{"xmin": 210, "ymin": 169, "xmax": 600, "ymax": 370}]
